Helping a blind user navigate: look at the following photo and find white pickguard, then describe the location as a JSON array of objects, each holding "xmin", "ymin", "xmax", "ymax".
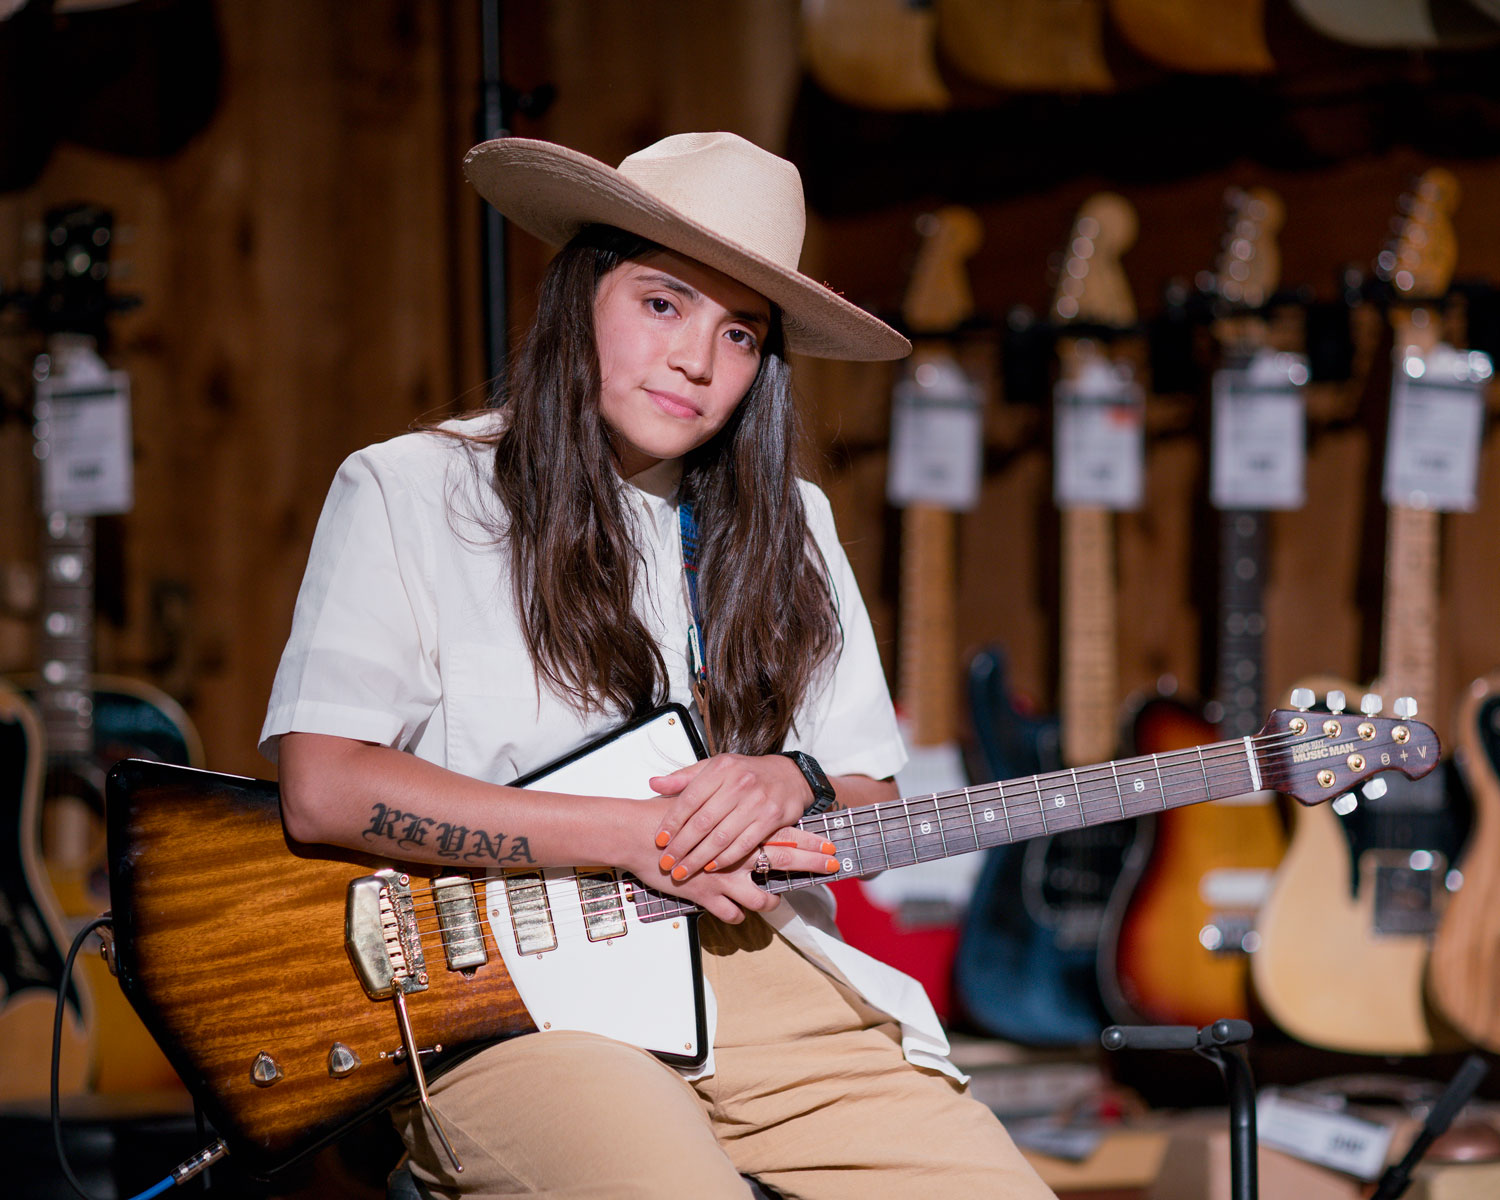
[{"xmin": 484, "ymin": 709, "xmax": 707, "ymax": 1064}]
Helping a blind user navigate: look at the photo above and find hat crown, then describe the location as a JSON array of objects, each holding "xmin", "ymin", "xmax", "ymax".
[{"xmin": 616, "ymin": 132, "xmax": 806, "ymax": 272}]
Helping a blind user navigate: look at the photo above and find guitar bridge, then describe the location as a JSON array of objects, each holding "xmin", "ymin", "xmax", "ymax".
[{"xmin": 345, "ymin": 869, "xmax": 428, "ymax": 998}]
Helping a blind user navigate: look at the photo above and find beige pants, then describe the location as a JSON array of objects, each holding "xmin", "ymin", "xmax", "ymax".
[{"xmin": 394, "ymin": 915, "xmax": 1056, "ymax": 1199}]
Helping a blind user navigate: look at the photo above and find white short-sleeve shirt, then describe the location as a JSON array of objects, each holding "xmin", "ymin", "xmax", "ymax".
[{"xmin": 261, "ymin": 415, "xmax": 959, "ymax": 1079}]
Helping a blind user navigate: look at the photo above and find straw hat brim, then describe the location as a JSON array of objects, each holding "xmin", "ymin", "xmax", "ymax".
[{"xmin": 463, "ymin": 138, "xmax": 910, "ymax": 362}]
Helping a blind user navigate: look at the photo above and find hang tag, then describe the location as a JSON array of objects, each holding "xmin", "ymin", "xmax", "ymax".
[
  {"xmin": 1211, "ymin": 351, "xmax": 1309, "ymax": 510},
  {"xmin": 1053, "ymin": 359, "xmax": 1144, "ymax": 510},
  {"xmin": 35, "ymin": 370, "xmax": 135, "ymax": 516},
  {"xmin": 887, "ymin": 355, "xmax": 984, "ymax": 511},
  {"xmin": 1257, "ymin": 1089, "xmax": 1395, "ymax": 1180},
  {"xmin": 1383, "ymin": 346, "xmax": 1489, "ymax": 511}
]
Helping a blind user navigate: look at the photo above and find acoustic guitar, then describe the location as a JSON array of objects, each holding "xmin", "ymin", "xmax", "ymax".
[
  {"xmin": 12, "ymin": 204, "xmax": 203, "ymax": 1096},
  {"xmin": 831, "ymin": 206, "xmax": 984, "ymax": 1022},
  {"xmin": 1099, "ymin": 187, "xmax": 1292, "ymax": 1027},
  {"xmin": 104, "ymin": 699, "xmax": 1436, "ymax": 1176},
  {"xmin": 1106, "ymin": 0, "xmax": 1274, "ymax": 74},
  {"xmin": 801, "ymin": 0, "xmax": 950, "ymax": 111},
  {"xmin": 933, "ymin": 0, "xmax": 1114, "ymax": 93},
  {"xmin": 1250, "ymin": 170, "xmax": 1474, "ymax": 1056},
  {"xmin": 1428, "ymin": 671, "xmax": 1500, "ymax": 1050},
  {"xmin": 953, "ymin": 194, "xmax": 1144, "ymax": 1044}
]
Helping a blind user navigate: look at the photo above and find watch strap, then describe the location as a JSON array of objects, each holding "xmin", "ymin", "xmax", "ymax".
[{"xmin": 780, "ymin": 750, "xmax": 837, "ymax": 816}]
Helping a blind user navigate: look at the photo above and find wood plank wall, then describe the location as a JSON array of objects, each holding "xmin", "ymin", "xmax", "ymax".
[{"xmin": 3, "ymin": 0, "xmax": 1499, "ymax": 782}]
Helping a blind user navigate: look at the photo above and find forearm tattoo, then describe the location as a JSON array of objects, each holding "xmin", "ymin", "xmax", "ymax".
[{"xmin": 362, "ymin": 801, "xmax": 535, "ymax": 864}]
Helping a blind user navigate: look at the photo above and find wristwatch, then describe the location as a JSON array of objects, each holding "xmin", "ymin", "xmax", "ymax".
[{"xmin": 780, "ymin": 750, "xmax": 837, "ymax": 816}]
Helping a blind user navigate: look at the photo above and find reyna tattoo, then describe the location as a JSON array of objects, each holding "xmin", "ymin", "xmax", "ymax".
[{"xmin": 362, "ymin": 801, "xmax": 535, "ymax": 864}]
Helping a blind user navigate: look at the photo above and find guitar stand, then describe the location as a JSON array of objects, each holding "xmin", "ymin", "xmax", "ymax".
[{"xmin": 1102, "ymin": 1018, "xmax": 1257, "ymax": 1200}]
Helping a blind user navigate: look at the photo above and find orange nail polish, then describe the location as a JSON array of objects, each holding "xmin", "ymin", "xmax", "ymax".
[
  {"xmin": 705, "ymin": 861, "xmax": 718, "ymax": 873},
  {"xmin": 821, "ymin": 841, "xmax": 836, "ymax": 855},
  {"xmin": 672, "ymin": 865, "xmax": 688, "ymax": 882},
  {"xmin": 823, "ymin": 857, "xmax": 840, "ymax": 873},
  {"xmin": 655, "ymin": 831, "xmax": 670, "ymax": 849},
  {"xmin": 659, "ymin": 854, "xmax": 675, "ymax": 871}
]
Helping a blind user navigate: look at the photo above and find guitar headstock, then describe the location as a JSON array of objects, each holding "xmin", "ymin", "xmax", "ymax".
[
  {"xmin": 902, "ymin": 206, "xmax": 983, "ymax": 336},
  {"xmin": 1051, "ymin": 192, "xmax": 1138, "ymax": 328},
  {"xmin": 1255, "ymin": 691, "xmax": 1440, "ymax": 808},
  {"xmin": 37, "ymin": 204, "xmax": 119, "ymax": 340},
  {"xmin": 1377, "ymin": 168, "xmax": 1460, "ymax": 302},
  {"xmin": 1213, "ymin": 186, "xmax": 1284, "ymax": 311}
]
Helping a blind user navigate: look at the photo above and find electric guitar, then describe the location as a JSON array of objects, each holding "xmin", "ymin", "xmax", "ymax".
[
  {"xmin": 7, "ymin": 204, "xmax": 203, "ymax": 1097},
  {"xmin": 1099, "ymin": 187, "xmax": 1292, "ymax": 1027},
  {"xmin": 105, "ymin": 699, "xmax": 1437, "ymax": 1176},
  {"xmin": 953, "ymin": 194, "xmax": 1144, "ymax": 1044},
  {"xmin": 830, "ymin": 206, "xmax": 985, "ymax": 1021},
  {"xmin": 1428, "ymin": 670, "xmax": 1500, "ymax": 1050},
  {"xmin": 1251, "ymin": 170, "xmax": 1474, "ymax": 1055}
]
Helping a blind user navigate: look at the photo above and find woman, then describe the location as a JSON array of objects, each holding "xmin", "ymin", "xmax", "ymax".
[{"xmin": 262, "ymin": 132, "xmax": 1054, "ymax": 1200}]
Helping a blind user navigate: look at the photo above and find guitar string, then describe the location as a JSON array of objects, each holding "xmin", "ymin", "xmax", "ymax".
[
  {"xmin": 393, "ymin": 725, "xmax": 1385, "ymax": 942},
  {"xmin": 386, "ymin": 725, "xmax": 1400, "ymax": 948}
]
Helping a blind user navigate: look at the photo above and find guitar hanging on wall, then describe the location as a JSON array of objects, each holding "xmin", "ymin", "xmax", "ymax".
[
  {"xmin": 830, "ymin": 205, "xmax": 985, "ymax": 1022},
  {"xmin": 1, "ymin": 204, "xmax": 204, "ymax": 1098},
  {"xmin": 1099, "ymin": 186, "xmax": 1297, "ymax": 1028},
  {"xmin": 105, "ymin": 696, "xmax": 1437, "ymax": 1177},
  {"xmin": 1251, "ymin": 169, "xmax": 1479, "ymax": 1056},
  {"xmin": 953, "ymin": 193, "xmax": 1145, "ymax": 1044}
]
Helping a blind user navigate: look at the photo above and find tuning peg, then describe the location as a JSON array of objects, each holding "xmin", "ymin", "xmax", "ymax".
[
  {"xmin": 1290, "ymin": 687, "xmax": 1315, "ymax": 710},
  {"xmin": 1332, "ymin": 793, "xmax": 1358, "ymax": 816},
  {"xmin": 1360, "ymin": 693, "xmax": 1383, "ymax": 715},
  {"xmin": 1362, "ymin": 778, "xmax": 1388, "ymax": 801},
  {"xmin": 1394, "ymin": 697, "xmax": 1418, "ymax": 719},
  {"xmin": 1326, "ymin": 690, "xmax": 1347, "ymax": 713}
]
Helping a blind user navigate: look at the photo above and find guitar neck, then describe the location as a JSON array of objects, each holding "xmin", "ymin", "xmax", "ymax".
[
  {"xmin": 1379, "ymin": 502, "xmax": 1439, "ymax": 715},
  {"xmin": 1217, "ymin": 509, "xmax": 1266, "ymax": 738},
  {"xmin": 898, "ymin": 502, "xmax": 958, "ymax": 747},
  {"xmin": 636, "ymin": 733, "xmax": 1272, "ymax": 921},
  {"xmin": 1060, "ymin": 505, "xmax": 1117, "ymax": 765}
]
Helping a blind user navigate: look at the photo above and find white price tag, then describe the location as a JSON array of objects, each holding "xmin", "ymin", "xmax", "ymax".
[
  {"xmin": 1257, "ymin": 1089, "xmax": 1394, "ymax": 1180},
  {"xmin": 1383, "ymin": 346, "xmax": 1489, "ymax": 511},
  {"xmin": 1211, "ymin": 352, "xmax": 1308, "ymax": 510},
  {"xmin": 1053, "ymin": 361, "xmax": 1144, "ymax": 510},
  {"xmin": 35, "ymin": 370, "xmax": 135, "ymax": 516},
  {"xmin": 887, "ymin": 356, "xmax": 984, "ymax": 511}
]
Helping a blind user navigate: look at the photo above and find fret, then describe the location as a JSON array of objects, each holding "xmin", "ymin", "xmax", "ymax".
[
  {"xmin": 1108, "ymin": 759, "xmax": 1126, "ymax": 819},
  {"xmin": 963, "ymin": 787, "xmax": 980, "ymax": 857},
  {"xmin": 1195, "ymin": 745, "xmax": 1212, "ymax": 797},
  {"xmin": 1033, "ymin": 774, "xmax": 1049, "ymax": 834}
]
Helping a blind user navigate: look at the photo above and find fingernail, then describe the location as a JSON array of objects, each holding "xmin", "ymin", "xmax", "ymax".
[
  {"xmin": 821, "ymin": 841, "xmax": 836, "ymax": 855},
  {"xmin": 659, "ymin": 854, "xmax": 675, "ymax": 871},
  {"xmin": 672, "ymin": 865, "xmax": 688, "ymax": 882},
  {"xmin": 705, "ymin": 860, "xmax": 718, "ymax": 873},
  {"xmin": 655, "ymin": 831, "xmax": 670, "ymax": 849},
  {"xmin": 824, "ymin": 857, "xmax": 840, "ymax": 873}
]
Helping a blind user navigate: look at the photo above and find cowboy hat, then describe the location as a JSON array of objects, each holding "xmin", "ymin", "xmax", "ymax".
[{"xmin": 462, "ymin": 131, "xmax": 911, "ymax": 362}]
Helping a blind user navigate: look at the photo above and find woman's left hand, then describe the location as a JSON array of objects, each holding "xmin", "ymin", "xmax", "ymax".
[{"xmin": 649, "ymin": 754, "xmax": 837, "ymax": 883}]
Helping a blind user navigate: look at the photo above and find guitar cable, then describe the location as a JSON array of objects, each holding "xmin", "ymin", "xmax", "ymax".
[{"xmin": 51, "ymin": 916, "xmax": 229, "ymax": 1200}]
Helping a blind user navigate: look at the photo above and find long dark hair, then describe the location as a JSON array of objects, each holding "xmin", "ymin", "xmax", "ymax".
[{"xmin": 483, "ymin": 225, "xmax": 840, "ymax": 754}]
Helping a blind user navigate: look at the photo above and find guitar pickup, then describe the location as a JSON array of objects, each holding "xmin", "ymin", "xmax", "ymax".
[{"xmin": 432, "ymin": 876, "xmax": 488, "ymax": 970}]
